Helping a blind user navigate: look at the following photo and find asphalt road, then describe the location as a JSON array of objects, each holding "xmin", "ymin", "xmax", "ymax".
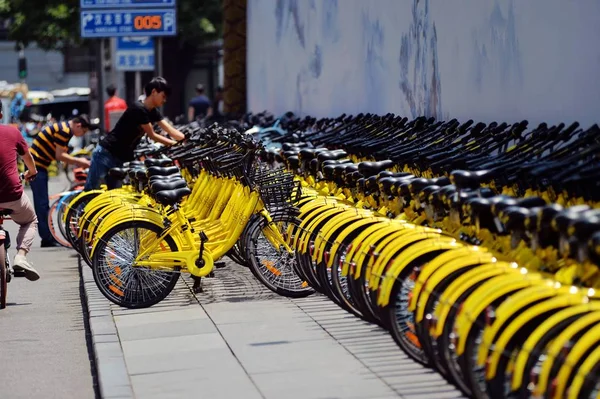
[{"xmin": 0, "ymin": 177, "xmax": 97, "ymax": 399}]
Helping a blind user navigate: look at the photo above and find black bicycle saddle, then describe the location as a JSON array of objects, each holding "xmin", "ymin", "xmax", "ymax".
[
  {"xmin": 144, "ymin": 158, "xmax": 173, "ymax": 168},
  {"xmin": 108, "ymin": 168, "xmax": 128, "ymax": 180},
  {"xmin": 146, "ymin": 166, "xmax": 180, "ymax": 177},
  {"xmin": 154, "ymin": 187, "xmax": 192, "ymax": 206},
  {"xmin": 358, "ymin": 160, "xmax": 395, "ymax": 177}
]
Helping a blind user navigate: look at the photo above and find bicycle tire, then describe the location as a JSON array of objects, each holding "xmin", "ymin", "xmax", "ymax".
[
  {"xmin": 577, "ymin": 361, "xmax": 600, "ymax": 399},
  {"xmin": 512, "ymin": 314, "xmax": 590, "ymax": 398},
  {"xmin": 227, "ymin": 243, "xmax": 249, "ymax": 267},
  {"xmin": 0, "ymin": 239, "xmax": 7, "ymax": 309},
  {"xmin": 415, "ymin": 266, "xmax": 479, "ymax": 378},
  {"xmin": 438, "ymin": 282, "xmax": 491, "ymax": 397},
  {"xmin": 65, "ymin": 193, "xmax": 100, "ymax": 250},
  {"xmin": 48, "ymin": 198, "xmax": 72, "ymax": 248},
  {"xmin": 330, "ymin": 249, "xmax": 365, "ymax": 319},
  {"xmin": 92, "ymin": 220, "xmax": 180, "ymax": 308},
  {"xmin": 79, "ymin": 207, "xmax": 105, "ymax": 268},
  {"xmin": 56, "ymin": 191, "xmax": 80, "ymax": 244},
  {"xmin": 383, "ymin": 250, "xmax": 448, "ymax": 367},
  {"xmin": 485, "ymin": 307, "xmax": 571, "ymax": 399},
  {"xmin": 243, "ymin": 212, "xmax": 314, "ymax": 298}
]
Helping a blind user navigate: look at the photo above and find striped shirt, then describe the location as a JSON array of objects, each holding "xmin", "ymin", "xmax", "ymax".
[{"xmin": 30, "ymin": 122, "xmax": 72, "ymax": 170}]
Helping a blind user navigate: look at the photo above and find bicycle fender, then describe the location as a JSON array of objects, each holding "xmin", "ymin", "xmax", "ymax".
[
  {"xmin": 510, "ymin": 303, "xmax": 600, "ymax": 392},
  {"xmin": 533, "ymin": 311, "xmax": 600, "ymax": 397},
  {"xmin": 377, "ymin": 238, "xmax": 458, "ymax": 307},
  {"xmin": 565, "ymin": 344, "xmax": 600, "ymax": 399},
  {"xmin": 314, "ymin": 212, "xmax": 371, "ymax": 264},
  {"xmin": 414, "ymin": 253, "xmax": 495, "ymax": 323},
  {"xmin": 342, "ymin": 220, "xmax": 397, "ymax": 277},
  {"xmin": 454, "ymin": 272, "xmax": 546, "ymax": 356},
  {"xmin": 432, "ymin": 262, "xmax": 517, "ymax": 339},
  {"xmin": 409, "ymin": 246, "xmax": 489, "ymax": 312},
  {"xmin": 329, "ymin": 218, "xmax": 387, "ymax": 270},
  {"xmin": 352, "ymin": 224, "xmax": 419, "ymax": 280},
  {"xmin": 484, "ymin": 294, "xmax": 588, "ymax": 379},
  {"xmin": 370, "ymin": 232, "xmax": 447, "ymax": 291},
  {"xmin": 477, "ymin": 284, "xmax": 564, "ymax": 367}
]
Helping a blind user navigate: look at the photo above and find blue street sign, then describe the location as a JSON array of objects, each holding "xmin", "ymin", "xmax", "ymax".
[
  {"xmin": 81, "ymin": 0, "xmax": 176, "ymax": 9},
  {"xmin": 80, "ymin": 9, "xmax": 176, "ymax": 38},
  {"xmin": 115, "ymin": 36, "xmax": 155, "ymax": 71}
]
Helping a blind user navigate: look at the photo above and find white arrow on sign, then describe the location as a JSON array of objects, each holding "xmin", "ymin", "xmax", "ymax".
[
  {"xmin": 82, "ymin": 13, "xmax": 93, "ymax": 27},
  {"xmin": 122, "ymin": 36, "xmax": 151, "ymax": 46}
]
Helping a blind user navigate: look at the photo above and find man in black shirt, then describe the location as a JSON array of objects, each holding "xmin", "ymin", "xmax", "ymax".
[{"xmin": 84, "ymin": 77, "xmax": 185, "ymax": 191}]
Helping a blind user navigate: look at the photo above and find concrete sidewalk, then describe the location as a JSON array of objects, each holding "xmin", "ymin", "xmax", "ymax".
[
  {"xmin": 0, "ymin": 177, "xmax": 97, "ymax": 399},
  {"xmin": 83, "ymin": 260, "xmax": 464, "ymax": 399}
]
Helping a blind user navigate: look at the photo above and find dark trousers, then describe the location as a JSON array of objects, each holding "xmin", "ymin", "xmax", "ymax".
[{"xmin": 29, "ymin": 169, "xmax": 53, "ymax": 243}]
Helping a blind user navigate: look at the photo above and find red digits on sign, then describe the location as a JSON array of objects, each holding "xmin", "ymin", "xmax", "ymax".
[{"xmin": 134, "ymin": 16, "xmax": 162, "ymax": 30}]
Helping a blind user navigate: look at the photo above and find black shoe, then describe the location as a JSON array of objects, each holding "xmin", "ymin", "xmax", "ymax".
[{"xmin": 41, "ymin": 240, "xmax": 61, "ymax": 248}]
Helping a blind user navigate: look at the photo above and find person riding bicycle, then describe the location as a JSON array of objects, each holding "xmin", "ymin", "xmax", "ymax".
[
  {"xmin": 84, "ymin": 77, "xmax": 185, "ymax": 191},
  {"xmin": 29, "ymin": 115, "xmax": 92, "ymax": 247},
  {"xmin": 0, "ymin": 101, "xmax": 40, "ymax": 281}
]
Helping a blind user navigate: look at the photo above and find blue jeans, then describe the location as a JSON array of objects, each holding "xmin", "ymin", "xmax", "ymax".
[
  {"xmin": 84, "ymin": 145, "xmax": 124, "ymax": 191},
  {"xmin": 29, "ymin": 169, "xmax": 53, "ymax": 242}
]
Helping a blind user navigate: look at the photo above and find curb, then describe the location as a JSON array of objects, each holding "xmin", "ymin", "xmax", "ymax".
[{"xmin": 80, "ymin": 257, "xmax": 135, "ymax": 399}]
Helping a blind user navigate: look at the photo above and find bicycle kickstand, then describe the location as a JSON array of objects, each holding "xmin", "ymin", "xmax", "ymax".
[{"xmin": 192, "ymin": 231, "xmax": 210, "ymax": 294}]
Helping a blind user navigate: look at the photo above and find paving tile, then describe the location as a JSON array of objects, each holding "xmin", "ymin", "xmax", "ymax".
[
  {"xmin": 125, "ymin": 347, "xmax": 240, "ymax": 375},
  {"xmin": 131, "ymin": 368, "xmax": 262, "ymax": 399},
  {"xmin": 230, "ymin": 339, "xmax": 366, "ymax": 374},
  {"xmin": 252, "ymin": 368, "xmax": 396, "ymax": 399},
  {"xmin": 114, "ymin": 307, "xmax": 207, "ymax": 327},
  {"xmin": 121, "ymin": 333, "xmax": 227, "ymax": 358},
  {"xmin": 117, "ymin": 317, "xmax": 216, "ymax": 342}
]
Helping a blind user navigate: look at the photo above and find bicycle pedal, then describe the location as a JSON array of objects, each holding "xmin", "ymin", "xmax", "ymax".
[{"xmin": 214, "ymin": 262, "xmax": 226, "ymax": 269}]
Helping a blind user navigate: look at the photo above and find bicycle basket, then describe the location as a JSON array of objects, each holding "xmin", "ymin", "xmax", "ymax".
[{"xmin": 249, "ymin": 164, "xmax": 301, "ymax": 210}]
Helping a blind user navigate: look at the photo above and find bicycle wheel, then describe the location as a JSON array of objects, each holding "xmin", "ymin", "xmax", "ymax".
[
  {"xmin": 48, "ymin": 198, "xmax": 72, "ymax": 248},
  {"xmin": 65, "ymin": 193, "xmax": 100, "ymax": 250},
  {"xmin": 243, "ymin": 212, "xmax": 314, "ymax": 298},
  {"xmin": 56, "ymin": 191, "xmax": 80, "ymax": 244},
  {"xmin": 92, "ymin": 221, "xmax": 180, "ymax": 308},
  {"xmin": 227, "ymin": 243, "xmax": 249, "ymax": 267},
  {"xmin": 0, "ymin": 237, "xmax": 7, "ymax": 309}
]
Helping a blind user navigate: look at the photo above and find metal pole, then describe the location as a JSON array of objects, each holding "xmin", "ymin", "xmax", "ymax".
[
  {"xmin": 157, "ymin": 37, "xmax": 163, "ymax": 77},
  {"xmin": 96, "ymin": 40, "xmax": 105, "ymax": 132},
  {"xmin": 135, "ymin": 71, "xmax": 142, "ymax": 100}
]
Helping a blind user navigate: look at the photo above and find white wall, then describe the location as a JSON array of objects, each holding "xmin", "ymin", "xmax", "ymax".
[{"xmin": 247, "ymin": 0, "xmax": 600, "ymax": 127}]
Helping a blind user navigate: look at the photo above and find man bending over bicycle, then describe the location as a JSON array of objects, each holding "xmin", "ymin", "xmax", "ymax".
[
  {"xmin": 84, "ymin": 77, "xmax": 185, "ymax": 191},
  {"xmin": 0, "ymin": 102, "xmax": 40, "ymax": 281}
]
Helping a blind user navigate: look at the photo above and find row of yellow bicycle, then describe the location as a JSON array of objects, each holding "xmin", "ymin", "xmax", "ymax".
[{"xmin": 58, "ymin": 116, "xmax": 600, "ymax": 398}]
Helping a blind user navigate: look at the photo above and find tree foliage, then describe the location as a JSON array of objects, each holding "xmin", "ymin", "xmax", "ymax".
[{"xmin": 0, "ymin": 0, "xmax": 222, "ymax": 50}]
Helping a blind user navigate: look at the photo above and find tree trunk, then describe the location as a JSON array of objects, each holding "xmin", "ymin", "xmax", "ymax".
[
  {"xmin": 223, "ymin": 0, "xmax": 247, "ymax": 117},
  {"xmin": 161, "ymin": 37, "xmax": 196, "ymax": 120}
]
